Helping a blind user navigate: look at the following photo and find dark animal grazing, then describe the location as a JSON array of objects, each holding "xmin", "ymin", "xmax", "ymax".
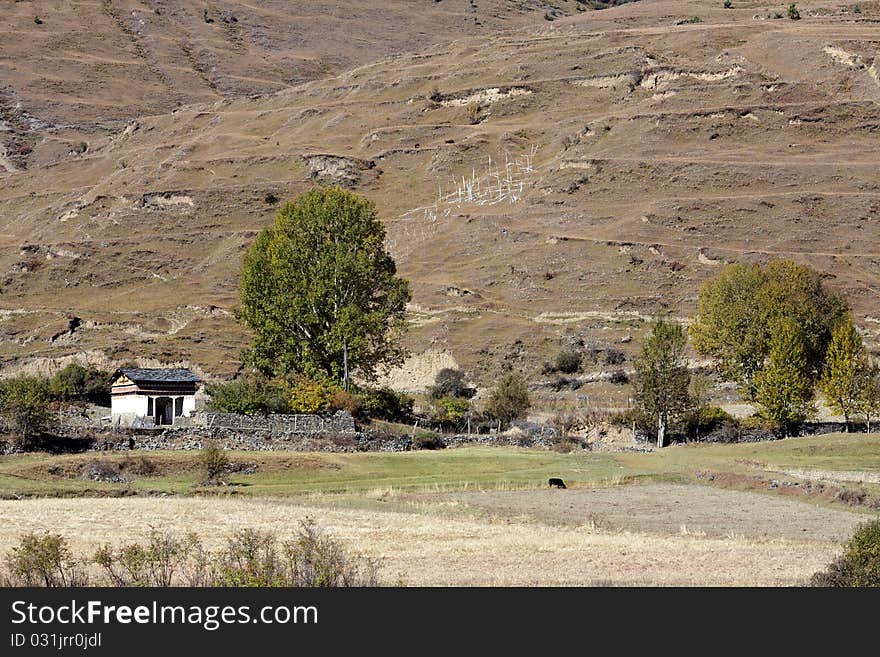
[{"xmin": 548, "ymin": 478, "xmax": 566, "ymax": 489}]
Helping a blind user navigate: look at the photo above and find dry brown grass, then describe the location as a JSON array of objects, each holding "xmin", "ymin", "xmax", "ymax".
[
  {"xmin": 0, "ymin": 496, "xmax": 843, "ymax": 586},
  {"xmin": 3, "ymin": 1, "xmax": 880, "ymax": 391}
]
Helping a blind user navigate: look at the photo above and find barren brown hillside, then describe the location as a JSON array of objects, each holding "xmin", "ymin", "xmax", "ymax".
[{"xmin": 1, "ymin": 0, "xmax": 879, "ymax": 392}]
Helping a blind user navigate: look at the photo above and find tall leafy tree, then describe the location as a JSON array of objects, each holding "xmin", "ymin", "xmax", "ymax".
[
  {"xmin": 755, "ymin": 318, "xmax": 815, "ymax": 435},
  {"xmin": 239, "ymin": 187, "xmax": 411, "ymax": 383},
  {"xmin": 0, "ymin": 376, "xmax": 51, "ymax": 447},
  {"xmin": 633, "ymin": 318, "xmax": 691, "ymax": 448},
  {"xmin": 485, "ymin": 373, "xmax": 530, "ymax": 429},
  {"xmin": 820, "ymin": 317, "xmax": 868, "ymax": 431},
  {"xmin": 691, "ymin": 260, "xmax": 847, "ymax": 398}
]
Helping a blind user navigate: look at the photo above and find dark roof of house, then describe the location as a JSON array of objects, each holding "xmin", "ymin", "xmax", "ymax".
[{"xmin": 113, "ymin": 368, "xmax": 202, "ymax": 385}]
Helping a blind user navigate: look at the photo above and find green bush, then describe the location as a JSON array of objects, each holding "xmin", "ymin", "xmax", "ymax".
[
  {"xmin": 206, "ymin": 376, "xmax": 289, "ymax": 415},
  {"xmin": 50, "ymin": 363, "xmax": 110, "ymax": 405},
  {"xmin": 0, "ymin": 376, "xmax": 51, "ymax": 447},
  {"xmin": 554, "ymin": 349, "xmax": 582, "ymax": 374},
  {"xmin": 428, "ymin": 396, "xmax": 471, "ymax": 430},
  {"xmin": 199, "ymin": 440, "xmax": 230, "ymax": 482},
  {"xmin": 3, "ymin": 532, "xmax": 86, "ymax": 586},
  {"xmin": 787, "ymin": 3, "xmax": 800, "ymax": 19},
  {"xmin": 684, "ymin": 405, "xmax": 733, "ymax": 438},
  {"xmin": 412, "ymin": 431, "xmax": 445, "ymax": 450},
  {"xmin": 355, "ymin": 386, "xmax": 414, "ymax": 422},
  {"xmin": 811, "ymin": 519, "xmax": 880, "ymax": 587}
]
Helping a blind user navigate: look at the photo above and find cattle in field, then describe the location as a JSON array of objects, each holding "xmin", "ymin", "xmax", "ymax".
[{"xmin": 548, "ymin": 478, "xmax": 566, "ymax": 489}]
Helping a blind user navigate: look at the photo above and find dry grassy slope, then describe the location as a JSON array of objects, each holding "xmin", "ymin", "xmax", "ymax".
[
  {"xmin": 1, "ymin": 0, "xmax": 879, "ymax": 387},
  {"xmin": 0, "ymin": 0, "xmax": 554, "ymax": 166}
]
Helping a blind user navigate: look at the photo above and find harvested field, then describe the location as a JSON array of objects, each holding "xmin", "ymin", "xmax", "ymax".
[
  {"xmin": 0, "ymin": 484, "xmax": 863, "ymax": 586},
  {"xmin": 430, "ymin": 483, "xmax": 865, "ymax": 542}
]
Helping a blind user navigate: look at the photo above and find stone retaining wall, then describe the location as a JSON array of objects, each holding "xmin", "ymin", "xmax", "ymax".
[{"xmin": 204, "ymin": 411, "xmax": 356, "ymax": 433}]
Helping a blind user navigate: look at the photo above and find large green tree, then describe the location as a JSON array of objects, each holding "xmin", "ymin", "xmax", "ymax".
[
  {"xmin": 239, "ymin": 187, "xmax": 411, "ymax": 383},
  {"xmin": 820, "ymin": 317, "xmax": 869, "ymax": 431},
  {"xmin": 633, "ymin": 318, "xmax": 691, "ymax": 448},
  {"xmin": 0, "ymin": 376, "xmax": 51, "ymax": 447},
  {"xmin": 485, "ymin": 373, "xmax": 530, "ymax": 429},
  {"xmin": 690, "ymin": 260, "xmax": 847, "ymax": 398},
  {"xmin": 754, "ymin": 318, "xmax": 815, "ymax": 435}
]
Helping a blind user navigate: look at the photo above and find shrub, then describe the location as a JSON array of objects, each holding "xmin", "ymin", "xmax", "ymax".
[
  {"xmin": 94, "ymin": 530, "xmax": 186, "ymax": 586},
  {"xmin": 604, "ymin": 348, "xmax": 626, "ymax": 365},
  {"xmin": 427, "ymin": 368, "xmax": 474, "ymax": 400},
  {"xmin": 554, "ymin": 349, "xmax": 582, "ymax": 374},
  {"xmin": 485, "ymin": 373, "xmax": 530, "ymax": 429},
  {"xmin": 607, "ymin": 370, "xmax": 629, "ymax": 385},
  {"xmin": 549, "ymin": 376, "xmax": 581, "ymax": 392},
  {"xmin": 50, "ymin": 363, "xmax": 110, "ymax": 405},
  {"xmin": 412, "ymin": 431, "xmax": 445, "ymax": 450},
  {"xmin": 199, "ymin": 440, "xmax": 229, "ymax": 482},
  {"xmin": 0, "ymin": 376, "xmax": 51, "ymax": 447},
  {"xmin": 286, "ymin": 376, "xmax": 337, "ymax": 414},
  {"xmin": 714, "ymin": 418, "xmax": 741, "ymax": 443},
  {"xmin": 213, "ymin": 519, "xmax": 379, "ymax": 587},
  {"xmin": 428, "ymin": 87, "xmax": 443, "ymax": 102},
  {"xmin": 3, "ymin": 523, "xmax": 379, "ymax": 587},
  {"xmin": 4, "ymin": 532, "xmax": 86, "ymax": 586},
  {"xmin": 787, "ymin": 3, "xmax": 800, "ymax": 19},
  {"xmin": 206, "ymin": 376, "xmax": 289, "ymax": 415},
  {"xmin": 685, "ymin": 405, "xmax": 733, "ymax": 438},
  {"xmin": 724, "ymin": 0, "xmax": 733, "ymax": 7},
  {"xmin": 33, "ymin": 16, "xmax": 42, "ymax": 25},
  {"xmin": 811, "ymin": 519, "xmax": 880, "ymax": 587},
  {"xmin": 466, "ymin": 100, "xmax": 481, "ymax": 124},
  {"xmin": 329, "ymin": 389, "xmax": 360, "ymax": 415},
  {"xmin": 355, "ymin": 386, "xmax": 413, "ymax": 422},
  {"xmin": 739, "ymin": 414, "xmax": 777, "ymax": 431},
  {"xmin": 428, "ymin": 396, "xmax": 471, "ymax": 429}
]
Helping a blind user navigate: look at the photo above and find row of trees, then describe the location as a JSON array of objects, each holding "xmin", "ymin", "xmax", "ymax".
[{"xmin": 635, "ymin": 260, "xmax": 880, "ymax": 445}]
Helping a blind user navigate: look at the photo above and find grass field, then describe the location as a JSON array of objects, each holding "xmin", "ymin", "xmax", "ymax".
[
  {"xmin": 1, "ymin": 434, "xmax": 878, "ymax": 585},
  {"xmin": 1, "ymin": 433, "xmax": 878, "ymax": 500}
]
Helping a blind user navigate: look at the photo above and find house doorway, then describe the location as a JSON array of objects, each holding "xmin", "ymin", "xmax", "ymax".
[{"xmin": 155, "ymin": 397, "xmax": 174, "ymax": 425}]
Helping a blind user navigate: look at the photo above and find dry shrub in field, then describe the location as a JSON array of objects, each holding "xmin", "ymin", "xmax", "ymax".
[
  {"xmin": 2, "ymin": 532, "xmax": 88, "ymax": 587},
  {"xmin": 199, "ymin": 440, "xmax": 229, "ymax": 482},
  {"xmin": 2, "ymin": 519, "xmax": 380, "ymax": 587}
]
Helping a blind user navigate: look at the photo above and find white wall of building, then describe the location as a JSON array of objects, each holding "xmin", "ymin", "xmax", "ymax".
[{"xmin": 111, "ymin": 393, "xmax": 196, "ymax": 427}]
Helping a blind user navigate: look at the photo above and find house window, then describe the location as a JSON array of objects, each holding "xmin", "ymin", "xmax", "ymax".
[{"xmin": 174, "ymin": 397, "xmax": 183, "ymax": 417}]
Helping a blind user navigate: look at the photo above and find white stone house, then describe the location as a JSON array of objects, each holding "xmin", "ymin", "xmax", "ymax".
[{"xmin": 110, "ymin": 368, "xmax": 201, "ymax": 427}]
